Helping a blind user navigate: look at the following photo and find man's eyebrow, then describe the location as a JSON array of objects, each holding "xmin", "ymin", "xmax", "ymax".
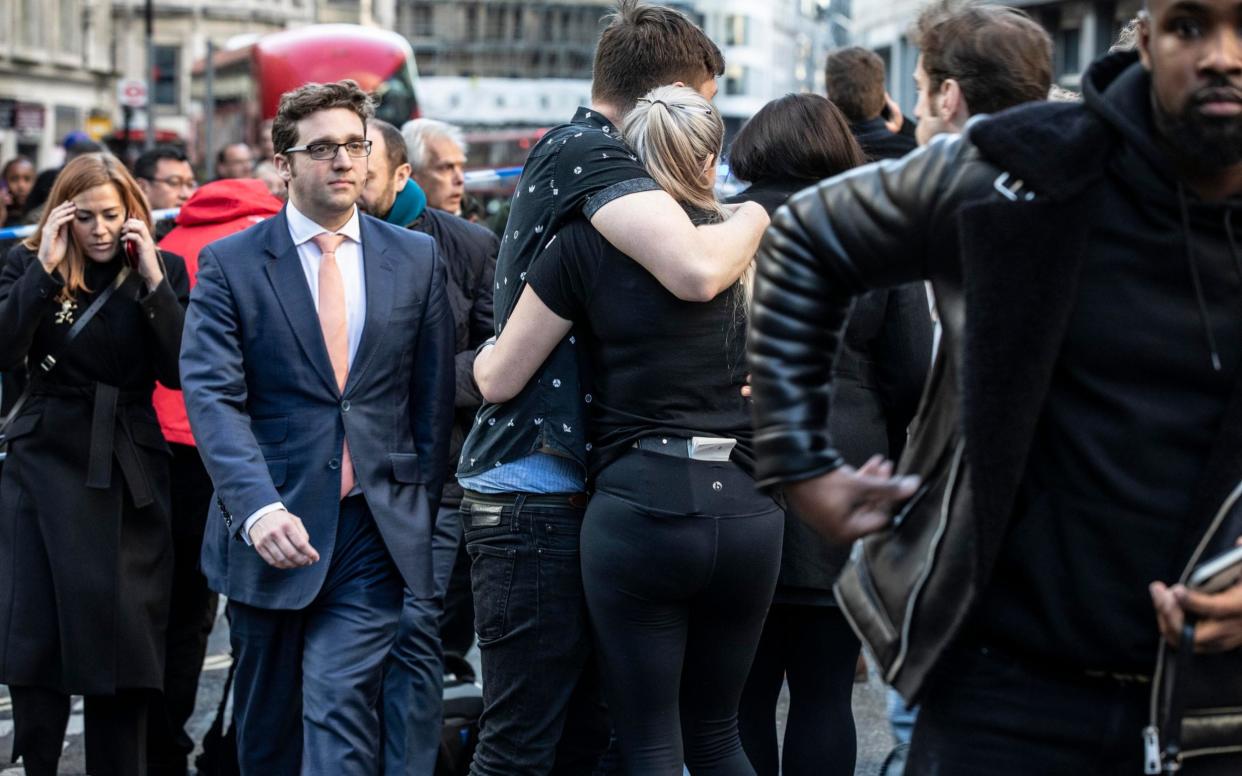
[
  {"xmin": 304, "ymin": 133, "xmax": 367, "ymax": 145},
  {"xmin": 1162, "ymin": 0, "xmax": 1212, "ymax": 15}
]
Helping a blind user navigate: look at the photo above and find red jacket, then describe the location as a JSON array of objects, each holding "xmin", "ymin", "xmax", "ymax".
[{"xmin": 154, "ymin": 179, "xmax": 283, "ymax": 446}]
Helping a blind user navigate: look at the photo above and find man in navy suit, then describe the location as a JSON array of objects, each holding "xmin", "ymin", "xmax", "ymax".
[{"xmin": 180, "ymin": 80, "xmax": 454, "ymax": 774}]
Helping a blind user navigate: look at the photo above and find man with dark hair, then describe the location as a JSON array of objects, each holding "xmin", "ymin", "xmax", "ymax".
[
  {"xmin": 825, "ymin": 47, "xmax": 917, "ymax": 161},
  {"xmin": 181, "ymin": 80, "xmax": 454, "ymax": 775},
  {"xmin": 134, "ymin": 146, "xmax": 196, "ymax": 240},
  {"xmin": 457, "ymin": 2, "xmax": 769, "ymax": 773},
  {"xmin": 911, "ymin": 0, "xmax": 1053, "ymax": 145},
  {"xmin": 749, "ymin": 0, "xmax": 1242, "ymax": 771},
  {"xmin": 359, "ymin": 118, "xmax": 497, "ymax": 776},
  {"xmin": 215, "ymin": 141, "xmax": 256, "ymax": 180}
]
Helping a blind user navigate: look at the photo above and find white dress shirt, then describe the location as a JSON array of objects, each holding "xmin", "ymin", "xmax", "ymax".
[{"xmin": 243, "ymin": 202, "xmax": 367, "ymax": 543}]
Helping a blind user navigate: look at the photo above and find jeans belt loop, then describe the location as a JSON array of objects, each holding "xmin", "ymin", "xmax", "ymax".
[{"xmin": 511, "ymin": 493, "xmax": 527, "ymax": 531}]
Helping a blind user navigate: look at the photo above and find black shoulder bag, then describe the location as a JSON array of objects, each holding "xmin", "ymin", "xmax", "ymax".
[{"xmin": 0, "ymin": 266, "xmax": 132, "ymax": 466}]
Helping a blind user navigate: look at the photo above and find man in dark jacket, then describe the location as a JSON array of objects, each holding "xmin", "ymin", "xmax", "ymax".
[
  {"xmin": 748, "ymin": 0, "xmax": 1242, "ymax": 773},
  {"xmin": 360, "ymin": 118, "xmax": 497, "ymax": 776},
  {"xmin": 825, "ymin": 47, "xmax": 917, "ymax": 161}
]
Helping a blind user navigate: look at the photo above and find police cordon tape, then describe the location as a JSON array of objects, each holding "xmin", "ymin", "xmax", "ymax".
[{"xmin": 0, "ymin": 163, "xmax": 739, "ymax": 243}]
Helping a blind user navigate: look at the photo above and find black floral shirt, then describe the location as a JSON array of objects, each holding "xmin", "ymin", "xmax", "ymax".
[{"xmin": 458, "ymin": 107, "xmax": 658, "ymax": 483}]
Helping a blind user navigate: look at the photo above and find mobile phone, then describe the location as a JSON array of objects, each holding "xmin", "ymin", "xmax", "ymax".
[
  {"xmin": 1188, "ymin": 545, "xmax": 1242, "ymax": 593},
  {"xmin": 124, "ymin": 237, "xmax": 140, "ymax": 269}
]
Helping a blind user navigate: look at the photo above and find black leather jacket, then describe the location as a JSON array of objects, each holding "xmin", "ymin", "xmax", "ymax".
[{"xmin": 748, "ymin": 57, "xmax": 1242, "ymax": 769}]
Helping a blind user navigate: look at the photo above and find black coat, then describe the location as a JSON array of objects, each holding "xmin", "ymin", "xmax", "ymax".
[
  {"xmin": 728, "ymin": 181, "xmax": 932, "ymax": 601},
  {"xmin": 850, "ymin": 117, "xmax": 918, "ymax": 162},
  {"xmin": 0, "ymin": 243, "xmax": 188, "ymax": 694},
  {"xmin": 407, "ymin": 208, "xmax": 497, "ymax": 506}
]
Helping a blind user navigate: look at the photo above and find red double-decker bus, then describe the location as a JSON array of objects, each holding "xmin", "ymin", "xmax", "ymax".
[{"xmin": 194, "ymin": 24, "xmax": 420, "ymax": 158}]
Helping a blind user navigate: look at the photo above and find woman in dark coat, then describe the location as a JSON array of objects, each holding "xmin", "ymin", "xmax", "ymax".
[
  {"xmin": 727, "ymin": 95, "xmax": 933, "ymax": 776},
  {"xmin": 0, "ymin": 153, "xmax": 188, "ymax": 776}
]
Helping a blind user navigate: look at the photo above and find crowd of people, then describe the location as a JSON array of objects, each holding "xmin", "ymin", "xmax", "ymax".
[{"xmin": 0, "ymin": 0, "xmax": 1240, "ymax": 774}]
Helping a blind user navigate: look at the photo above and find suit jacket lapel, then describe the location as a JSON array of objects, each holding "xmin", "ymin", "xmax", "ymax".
[
  {"xmin": 345, "ymin": 216, "xmax": 396, "ymax": 394},
  {"xmin": 262, "ymin": 209, "xmax": 340, "ymax": 396}
]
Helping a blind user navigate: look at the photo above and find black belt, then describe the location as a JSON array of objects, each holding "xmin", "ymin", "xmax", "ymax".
[
  {"xmin": 36, "ymin": 382, "xmax": 155, "ymax": 509},
  {"xmin": 633, "ymin": 436, "xmax": 692, "ymax": 457}
]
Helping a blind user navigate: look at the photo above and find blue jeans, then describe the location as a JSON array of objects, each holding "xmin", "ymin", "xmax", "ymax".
[
  {"xmin": 462, "ymin": 492, "xmax": 610, "ymax": 776},
  {"xmin": 382, "ymin": 502, "xmax": 465, "ymax": 775}
]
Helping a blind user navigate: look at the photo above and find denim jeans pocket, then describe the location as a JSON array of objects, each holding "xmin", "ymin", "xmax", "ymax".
[{"xmin": 468, "ymin": 543, "xmax": 517, "ymax": 643}]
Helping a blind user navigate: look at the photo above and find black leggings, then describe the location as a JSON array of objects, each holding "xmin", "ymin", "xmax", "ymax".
[
  {"xmin": 580, "ymin": 449, "xmax": 783, "ymax": 775},
  {"xmin": 737, "ymin": 604, "xmax": 861, "ymax": 776}
]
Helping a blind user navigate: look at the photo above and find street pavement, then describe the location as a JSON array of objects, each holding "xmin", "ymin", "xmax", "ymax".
[{"xmin": 0, "ymin": 601, "xmax": 896, "ymax": 775}]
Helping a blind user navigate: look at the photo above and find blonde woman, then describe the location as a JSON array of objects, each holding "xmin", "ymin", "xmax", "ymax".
[
  {"xmin": 471, "ymin": 85, "xmax": 780, "ymax": 775},
  {"xmin": 0, "ymin": 153, "xmax": 188, "ymax": 776}
]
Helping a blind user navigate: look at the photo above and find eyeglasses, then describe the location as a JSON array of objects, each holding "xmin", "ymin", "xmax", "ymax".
[
  {"xmin": 283, "ymin": 140, "xmax": 372, "ymax": 161},
  {"xmin": 149, "ymin": 175, "xmax": 197, "ymax": 190}
]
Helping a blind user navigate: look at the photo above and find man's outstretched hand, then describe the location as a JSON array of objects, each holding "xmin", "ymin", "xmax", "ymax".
[{"xmin": 786, "ymin": 456, "xmax": 921, "ymax": 543}]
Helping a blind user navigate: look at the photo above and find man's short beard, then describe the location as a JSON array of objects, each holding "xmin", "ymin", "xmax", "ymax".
[{"xmin": 1153, "ymin": 95, "xmax": 1242, "ymax": 174}]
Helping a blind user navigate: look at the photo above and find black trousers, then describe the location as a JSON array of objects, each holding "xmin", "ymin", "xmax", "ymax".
[
  {"xmin": 580, "ymin": 449, "xmax": 783, "ymax": 775},
  {"xmin": 907, "ymin": 642, "xmax": 1155, "ymax": 776},
  {"xmin": 738, "ymin": 604, "xmax": 860, "ymax": 776},
  {"xmin": 10, "ymin": 685, "xmax": 150, "ymax": 776},
  {"xmin": 147, "ymin": 443, "xmax": 219, "ymax": 774}
]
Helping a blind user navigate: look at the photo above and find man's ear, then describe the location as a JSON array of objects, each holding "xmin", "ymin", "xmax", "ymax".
[
  {"xmin": 939, "ymin": 78, "xmax": 962, "ymax": 121},
  {"xmin": 394, "ymin": 162, "xmax": 412, "ymax": 190},
  {"xmin": 273, "ymin": 154, "xmax": 293, "ymax": 182},
  {"xmin": 136, "ymin": 178, "xmax": 152, "ymax": 197},
  {"xmin": 1137, "ymin": 12, "xmax": 1154, "ymax": 70}
]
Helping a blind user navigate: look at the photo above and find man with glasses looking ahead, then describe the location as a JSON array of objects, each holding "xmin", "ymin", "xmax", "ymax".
[
  {"xmin": 181, "ymin": 79, "xmax": 454, "ymax": 775},
  {"xmin": 134, "ymin": 146, "xmax": 196, "ymax": 240}
]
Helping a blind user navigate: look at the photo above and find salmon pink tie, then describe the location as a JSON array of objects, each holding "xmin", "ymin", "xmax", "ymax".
[{"xmin": 312, "ymin": 232, "xmax": 355, "ymax": 499}]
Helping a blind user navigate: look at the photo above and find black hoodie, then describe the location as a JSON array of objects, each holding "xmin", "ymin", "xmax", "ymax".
[{"xmin": 976, "ymin": 53, "xmax": 1242, "ymax": 673}]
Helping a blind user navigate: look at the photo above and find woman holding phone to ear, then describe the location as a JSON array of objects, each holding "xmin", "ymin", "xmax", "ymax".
[{"xmin": 0, "ymin": 153, "xmax": 188, "ymax": 776}]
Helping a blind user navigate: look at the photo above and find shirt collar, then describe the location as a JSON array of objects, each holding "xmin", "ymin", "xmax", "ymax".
[
  {"xmin": 572, "ymin": 106, "xmax": 619, "ymax": 136},
  {"xmin": 285, "ymin": 200, "xmax": 362, "ymax": 247}
]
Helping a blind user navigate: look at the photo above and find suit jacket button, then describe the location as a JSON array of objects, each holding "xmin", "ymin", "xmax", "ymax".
[
  {"xmin": 340, "ymin": 400, "xmax": 351, "ymax": 412},
  {"xmin": 328, "ymin": 458, "xmax": 341, "ymax": 470}
]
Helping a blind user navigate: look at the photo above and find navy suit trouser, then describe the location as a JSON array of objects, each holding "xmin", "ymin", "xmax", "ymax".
[{"xmin": 228, "ymin": 495, "xmax": 404, "ymax": 776}]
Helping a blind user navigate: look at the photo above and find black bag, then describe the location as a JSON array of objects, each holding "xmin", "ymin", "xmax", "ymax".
[
  {"xmin": 195, "ymin": 656, "xmax": 240, "ymax": 776},
  {"xmin": 436, "ymin": 655, "xmax": 483, "ymax": 776}
]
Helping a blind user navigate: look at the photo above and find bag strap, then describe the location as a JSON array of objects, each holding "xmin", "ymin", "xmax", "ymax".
[{"xmin": 0, "ymin": 265, "xmax": 132, "ymax": 438}]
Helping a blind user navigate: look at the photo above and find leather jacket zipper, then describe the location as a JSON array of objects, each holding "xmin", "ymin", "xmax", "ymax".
[
  {"xmin": 887, "ymin": 441, "xmax": 965, "ymax": 684},
  {"xmin": 1144, "ymin": 478, "xmax": 1242, "ymax": 773}
]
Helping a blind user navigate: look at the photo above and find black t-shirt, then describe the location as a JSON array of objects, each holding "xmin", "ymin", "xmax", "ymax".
[
  {"xmin": 457, "ymin": 107, "xmax": 659, "ymax": 480},
  {"xmin": 526, "ymin": 213, "xmax": 755, "ymax": 476}
]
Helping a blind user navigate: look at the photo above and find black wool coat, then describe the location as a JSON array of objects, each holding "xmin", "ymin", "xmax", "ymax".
[
  {"xmin": 728, "ymin": 181, "xmax": 933, "ymax": 601},
  {"xmin": 0, "ymin": 243, "xmax": 188, "ymax": 694}
]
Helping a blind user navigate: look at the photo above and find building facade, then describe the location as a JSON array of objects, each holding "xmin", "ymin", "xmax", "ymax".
[
  {"xmin": 110, "ymin": 0, "xmax": 315, "ymax": 161},
  {"xmin": 849, "ymin": 0, "xmax": 1143, "ymax": 115},
  {"xmin": 0, "ymin": 0, "xmax": 114, "ymax": 169}
]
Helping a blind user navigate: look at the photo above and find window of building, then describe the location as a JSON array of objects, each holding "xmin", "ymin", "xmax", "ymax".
[
  {"xmin": 412, "ymin": 5, "xmax": 433, "ymax": 37},
  {"xmin": 724, "ymin": 64, "xmax": 748, "ymax": 96},
  {"xmin": 22, "ymin": 0, "xmax": 44, "ymax": 49},
  {"xmin": 466, "ymin": 5, "xmax": 479, "ymax": 40},
  {"xmin": 58, "ymin": 0, "xmax": 81, "ymax": 51},
  {"xmin": 724, "ymin": 15, "xmax": 749, "ymax": 46},
  {"xmin": 512, "ymin": 6, "xmax": 524, "ymax": 40},
  {"xmin": 485, "ymin": 6, "xmax": 504, "ymax": 40},
  {"xmin": 1057, "ymin": 27, "xmax": 1082, "ymax": 76},
  {"xmin": 153, "ymin": 45, "xmax": 180, "ymax": 107},
  {"xmin": 54, "ymin": 105, "xmax": 80, "ymax": 147}
]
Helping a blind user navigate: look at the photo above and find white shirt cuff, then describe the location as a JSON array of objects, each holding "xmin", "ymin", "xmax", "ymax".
[{"xmin": 242, "ymin": 502, "xmax": 285, "ymax": 545}]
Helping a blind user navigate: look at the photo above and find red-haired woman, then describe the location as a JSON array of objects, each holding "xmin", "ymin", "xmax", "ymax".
[{"xmin": 0, "ymin": 153, "xmax": 188, "ymax": 776}]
